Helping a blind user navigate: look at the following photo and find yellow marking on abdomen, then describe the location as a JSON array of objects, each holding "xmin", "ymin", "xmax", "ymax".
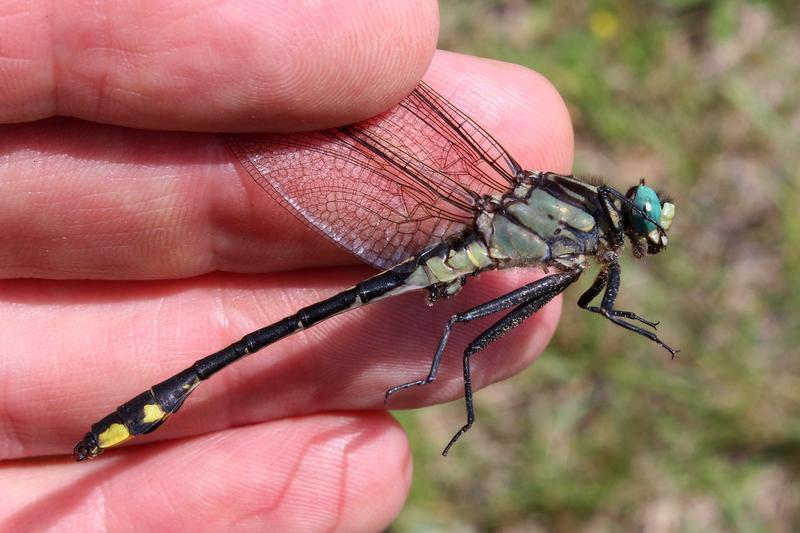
[
  {"xmin": 97, "ymin": 423, "xmax": 132, "ymax": 449},
  {"xmin": 142, "ymin": 403, "xmax": 167, "ymax": 423}
]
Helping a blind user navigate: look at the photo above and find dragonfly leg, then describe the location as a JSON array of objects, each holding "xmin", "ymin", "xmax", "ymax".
[
  {"xmin": 578, "ymin": 262, "xmax": 678, "ymax": 357},
  {"xmin": 384, "ymin": 270, "xmax": 582, "ymax": 406},
  {"xmin": 440, "ymin": 269, "xmax": 582, "ymax": 455},
  {"xmin": 577, "ymin": 267, "xmax": 660, "ymax": 329}
]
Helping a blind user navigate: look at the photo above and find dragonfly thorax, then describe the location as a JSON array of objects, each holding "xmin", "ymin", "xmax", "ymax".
[{"xmin": 475, "ymin": 173, "xmax": 602, "ymax": 271}]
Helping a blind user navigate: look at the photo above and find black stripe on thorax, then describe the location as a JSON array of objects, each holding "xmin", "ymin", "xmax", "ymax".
[{"xmin": 537, "ymin": 173, "xmax": 605, "ymax": 220}]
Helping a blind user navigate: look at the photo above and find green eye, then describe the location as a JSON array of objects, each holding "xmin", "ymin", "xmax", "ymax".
[{"xmin": 631, "ymin": 185, "xmax": 662, "ymax": 235}]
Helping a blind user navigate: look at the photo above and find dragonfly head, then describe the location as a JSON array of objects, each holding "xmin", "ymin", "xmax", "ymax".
[{"xmin": 624, "ymin": 180, "xmax": 675, "ymax": 257}]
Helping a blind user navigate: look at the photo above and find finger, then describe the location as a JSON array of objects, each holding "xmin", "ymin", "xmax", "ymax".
[
  {"xmin": 425, "ymin": 50, "xmax": 573, "ymax": 176},
  {"xmin": 0, "ymin": 51, "xmax": 573, "ymax": 279},
  {"xmin": 1, "ymin": 413, "xmax": 410, "ymax": 530},
  {"xmin": 1, "ymin": 267, "xmax": 560, "ymax": 459},
  {"xmin": 2, "ymin": 0, "xmax": 439, "ymax": 130}
]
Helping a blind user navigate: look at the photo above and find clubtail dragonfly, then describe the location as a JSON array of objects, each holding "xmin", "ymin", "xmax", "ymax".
[{"xmin": 73, "ymin": 81, "xmax": 676, "ymax": 461}]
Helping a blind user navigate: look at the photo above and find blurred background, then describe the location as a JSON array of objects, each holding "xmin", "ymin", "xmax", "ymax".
[{"xmin": 392, "ymin": 1, "xmax": 800, "ymax": 531}]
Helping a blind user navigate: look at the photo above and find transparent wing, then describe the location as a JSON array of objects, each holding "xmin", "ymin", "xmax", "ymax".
[{"xmin": 224, "ymin": 81, "xmax": 521, "ymax": 269}]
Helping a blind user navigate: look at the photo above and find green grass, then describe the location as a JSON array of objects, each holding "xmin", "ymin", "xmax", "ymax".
[{"xmin": 392, "ymin": 1, "xmax": 800, "ymax": 530}]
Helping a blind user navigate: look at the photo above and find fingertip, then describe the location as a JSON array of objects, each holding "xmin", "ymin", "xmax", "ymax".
[
  {"xmin": 425, "ymin": 50, "xmax": 575, "ymax": 174},
  {"xmin": 2, "ymin": 1, "xmax": 440, "ymax": 130},
  {"xmin": 216, "ymin": 1, "xmax": 440, "ymax": 132}
]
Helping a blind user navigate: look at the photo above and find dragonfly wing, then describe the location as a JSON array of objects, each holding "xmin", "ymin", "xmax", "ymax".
[{"xmin": 224, "ymin": 82, "xmax": 520, "ymax": 270}]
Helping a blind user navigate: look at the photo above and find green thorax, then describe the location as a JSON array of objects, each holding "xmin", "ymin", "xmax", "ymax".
[{"xmin": 476, "ymin": 173, "xmax": 607, "ymax": 270}]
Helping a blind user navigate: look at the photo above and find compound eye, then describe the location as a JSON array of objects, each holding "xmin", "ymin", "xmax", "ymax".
[{"xmin": 631, "ymin": 184, "xmax": 662, "ymax": 236}]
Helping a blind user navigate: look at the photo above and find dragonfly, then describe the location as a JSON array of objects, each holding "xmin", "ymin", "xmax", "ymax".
[{"xmin": 73, "ymin": 81, "xmax": 677, "ymax": 461}]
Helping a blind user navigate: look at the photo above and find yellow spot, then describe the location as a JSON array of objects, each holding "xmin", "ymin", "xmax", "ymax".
[
  {"xmin": 660, "ymin": 203, "xmax": 675, "ymax": 231},
  {"xmin": 466, "ymin": 241, "xmax": 493, "ymax": 268},
  {"xmin": 590, "ymin": 10, "xmax": 618, "ymax": 40},
  {"xmin": 446, "ymin": 248, "xmax": 472, "ymax": 273},
  {"xmin": 142, "ymin": 403, "xmax": 166, "ymax": 423},
  {"xmin": 97, "ymin": 423, "xmax": 131, "ymax": 449},
  {"xmin": 405, "ymin": 265, "xmax": 430, "ymax": 288},
  {"xmin": 425, "ymin": 256, "xmax": 457, "ymax": 282}
]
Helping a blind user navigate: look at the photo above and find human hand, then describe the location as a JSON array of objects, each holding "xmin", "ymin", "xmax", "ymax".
[{"xmin": 0, "ymin": 1, "xmax": 572, "ymax": 529}]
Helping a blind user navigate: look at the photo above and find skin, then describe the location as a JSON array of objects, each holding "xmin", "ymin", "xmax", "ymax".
[{"xmin": 0, "ymin": 1, "xmax": 573, "ymax": 530}]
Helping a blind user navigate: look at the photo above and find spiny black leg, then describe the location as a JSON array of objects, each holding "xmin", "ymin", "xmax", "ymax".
[
  {"xmin": 578, "ymin": 268, "xmax": 658, "ymax": 329},
  {"xmin": 603, "ymin": 310, "xmax": 659, "ymax": 329},
  {"xmin": 384, "ymin": 270, "xmax": 583, "ymax": 405},
  {"xmin": 577, "ymin": 268, "xmax": 609, "ymax": 308},
  {"xmin": 384, "ymin": 313, "xmax": 454, "ymax": 404},
  {"xmin": 579, "ymin": 262, "xmax": 678, "ymax": 357},
  {"xmin": 442, "ymin": 269, "xmax": 581, "ymax": 455}
]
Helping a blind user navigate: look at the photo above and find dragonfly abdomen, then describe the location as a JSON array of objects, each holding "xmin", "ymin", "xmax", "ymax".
[
  {"xmin": 401, "ymin": 230, "xmax": 496, "ymax": 294},
  {"xmin": 72, "ymin": 234, "xmax": 493, "ymax": 460}
]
